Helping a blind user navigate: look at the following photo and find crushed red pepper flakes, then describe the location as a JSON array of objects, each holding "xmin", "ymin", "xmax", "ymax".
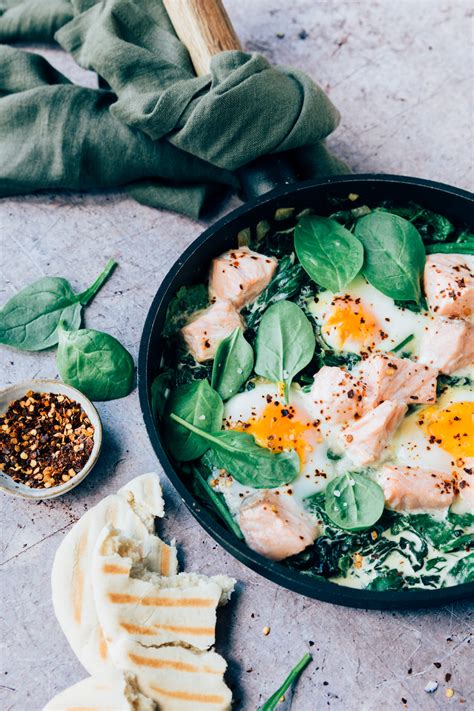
[{"xmin": 0, "ymin": 391, "xmax": 94, "ymax": 489}]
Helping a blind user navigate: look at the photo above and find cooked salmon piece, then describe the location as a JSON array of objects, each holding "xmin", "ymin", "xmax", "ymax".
[
  {"xmin": 424, "ymin": 254, "xmax": 474, "ymax": 319},
  {"xmin": 379, "ymin": 465, "xmax": 455, "ymax": 511},
  {"xmin": 340, "ymin": 400, "xmax": 407, "ymax": 466},
  {"xmin": 238, "ymin": 493, "xmax": 319, "ymax": 561},
  {"xmin": 311, "ymin": 366, "xmax": 365, "ymax": 423},
  {"xmin": 209, "ymin": 247, "xmax": 277, "ymax": 309},
  {"xmin": 451, "ymin": 458, "xmax": 474, "ymax": 515},
  {"xmin": 360, "ymin": 353, "xmax": 437, "ymax": 408},
  {"xmin": 418, "ymin": 317, "xmax": 474, "ymax": 374},
  {"xmin": 181, "ymin": 301, "xmax": 243, "ymax": 362}
]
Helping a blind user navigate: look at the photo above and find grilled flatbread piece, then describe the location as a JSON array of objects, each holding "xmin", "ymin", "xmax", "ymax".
[
  {"xmin": 113, "ymin": 639, "xmax": 232, "ymax": 711},
  {"xmin": 92, "ymin": 526, "xmax": 235, "ymax": 654},
  {"xmin": 43, "ymin": 671, "xmax": 155, "ymax": 711},
  {"xmin": 51, "ymin": 474, "xmax": 177, "ymax": 674}
]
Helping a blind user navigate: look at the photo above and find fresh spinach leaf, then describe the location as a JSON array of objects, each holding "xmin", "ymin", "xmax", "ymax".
[
  {"xmin": 294, "ymin": 216, "xmax": 364, "ymax": 292},
  {"xmin": 425, "ymin": 242, "xmax": 473, "ymax": 255},
  {"xmin": 150, "ymin": 370, "xmax": 172, "ymax": 422},
  {"xmin": 211, "ymin": 328, "xmax": 254, "ymax": 400},
  {"xmin": 260, "ymin": 653, "xmax": 312, "ymax": 711},
  {"xmin": 324, "ymin": 472, "xmax": 385, "ymax": 531},
  {"xmin": 192, "ymin": 466, "xmax": 243, "ymax": 539},
  {"xmin": 254, "ymin": 300, "xmax": 315, "ymax": 400},
  {"xmin": 354, "ymin": 212, "xmax": 426, "ymax": 302},
  {"xmin": 242, "ymin": 254, "xmax": 307, "ymax": 334},
  {"xmin": 56, "ymin": 323, "xmax": 134, "ymax": 401},
  {"xmin": 170, "ymin": 413, "xmax": 299, "ymax": 488},
  {"xmin": 165, "ymin": 380, "xmax": 223, "ymax": 461},
  {"xmin": 0, "ymin": 259, "xmax": 116, "ymax": 351}
]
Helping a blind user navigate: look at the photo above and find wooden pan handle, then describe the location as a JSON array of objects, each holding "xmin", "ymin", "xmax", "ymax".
[{"xmin": 163, "ymin": 0, "xmax": 242, "ymax": 76}]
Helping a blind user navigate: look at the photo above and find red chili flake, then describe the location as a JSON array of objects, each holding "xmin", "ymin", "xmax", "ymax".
[{"xmin": 0, "ymin": 391, "xmax": 94, "ymax": 489}]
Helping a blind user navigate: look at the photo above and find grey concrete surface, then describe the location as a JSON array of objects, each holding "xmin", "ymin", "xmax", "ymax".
[{"xmin": 0, "ymin": 1, "xmax": 473, "ymax": 709}]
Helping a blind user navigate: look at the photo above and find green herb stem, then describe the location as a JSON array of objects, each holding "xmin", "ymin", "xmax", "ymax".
[
  {"xmin": 170, "ymin": 412, "xmax": 233, "ymax": 451},
  {"xmin": 260, "ymin": 653, "xmax": 312, "ymax": 711},
  {"xmin": 425, "ymin": 243, "xmax": 474, "ymax": 255},
  {"xmin": 392, "ymin": 334, "xmax": 414, "ymax": 353},
  {"xmin": 193, "ymin": 467, "xmax": 244, "ymax": 539},
  {"xmin": 77, "ymin": 258, "xmax": 117, "ymax": 306}
]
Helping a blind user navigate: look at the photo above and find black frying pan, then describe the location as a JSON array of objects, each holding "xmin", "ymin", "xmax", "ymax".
[{"xmin": 139, "ymin": 174, "xmax": 474, "ymax": 610}]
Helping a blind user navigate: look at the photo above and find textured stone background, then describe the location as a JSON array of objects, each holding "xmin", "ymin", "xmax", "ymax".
[{"xmin": 0, "ymin": 1, "xmax": 473, "ymax": 710}]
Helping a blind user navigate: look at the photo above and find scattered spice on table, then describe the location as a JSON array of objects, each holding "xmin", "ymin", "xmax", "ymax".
[{"xmin": 0, "ymin": 391, "xmax": 94, "ymax": 489}]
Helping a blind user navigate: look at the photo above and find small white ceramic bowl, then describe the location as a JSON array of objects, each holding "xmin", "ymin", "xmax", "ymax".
[{"xmin": 0, "ymin": 380, "xmax": 102, "ymax": 500}]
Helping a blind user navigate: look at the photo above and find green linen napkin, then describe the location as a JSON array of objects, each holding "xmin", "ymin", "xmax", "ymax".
[{"xmin": 0, "ymin": 0, "xmax": 348, "ymax": 217}]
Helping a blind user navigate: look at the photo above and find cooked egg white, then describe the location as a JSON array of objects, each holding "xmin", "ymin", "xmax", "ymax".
[
  {"xmin": 391, "ymin": 385, "xmax": 474, "ymax": 475},
  {"xmin": 308, "ymin": 276, "xmax": 426, "ymax": 355},
  {"xmin": 220, "ymin": 383, "xmax": 343, "ymax": 509}
]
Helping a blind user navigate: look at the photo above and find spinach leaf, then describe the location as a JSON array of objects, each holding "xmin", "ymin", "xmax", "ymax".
[
  {"xmin": 448, "ymin": 554, "xmax": 474, "ymax": 584},
  {"xmin": 192, "ymin": 466, "xmax": 243, "ymax": 539},
  {"xmin": 367, "ymin": 569, "xmax": 405, "ymax": 591},
  {"xmin": 324, "ymin": 472, "xmax": 385, "ymax": 531},
  {"xmin": 150, "ymin": 370, "xmax": 172, "ymax": 422},
  {"xmin": 354, "ymin": 212, "xmax": 426, "ymax": 302},
  {"xmin": 0, "ymin": 259, "xmax": 116, "ymax": 351},
  {"xmin": 211, "ymin": 328, "xmax": 254, "ymax": 400},
  {"xmin": 425, "ymin": 242, "xmax": 473, "ymax": 255},
  {"xmin": 392, "ymin": 334, "xmax": 414, "ymax": 354},
  {"xmin": 162, "ymin": 284, "xmax": 208, "ymax": 338},
  {"xmin": 170, "ymin": 413, "xmax": 299, "ymax": 488},
  {"xmin": 294, "ymin": 216, "xmax": 364, "ymax": 292},
  {"xmin": 56, "ymin": 324, "xmax": 134, "ymax": 401},
  {"xmin": 260, "ymin": 653, "xmax": 312, "ymax": 711},
  {"xmin": 254, "ymin": 300, "xmax": 315, "ymax": 400},
  {"xmin": 241, "ymin": 254, "xmax": 307, "ymax": 334},
  {"xmin": 165, "ymin": 380, "xmax": 223, "ymax": 461}
]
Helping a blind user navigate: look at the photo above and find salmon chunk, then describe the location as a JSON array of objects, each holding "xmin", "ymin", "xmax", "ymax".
[
  {"xmin": 340, "ymin": 400, "xmax": 407, "ymax": 466},
  {"xmin": 360, "ymin": 353, "xmax": 437, "ymax": 408},
  {"xmin": 238, "ymin": 493, "xmax": 319, "ymax": 561},
  {"xmin": 209, "ymin": 247, "xmax": 277, "ymax": 309},
  {"xmin": 418, "ymin": 317, "xmax": 474, "ymax": 374},
  {"xmin": 311, "ymin": 366, "xmax": 365, "ymax": 424},
  {"xmin": 181, "ymin": 300, "xmax": 243, "ymax": 362},
  {"xmin": 379, "ymin": 465, "xmax": 455, "ymax": 511},
  {"xmin": 424, "ymin": 253, "xmax": 474, "ymax": 319}
]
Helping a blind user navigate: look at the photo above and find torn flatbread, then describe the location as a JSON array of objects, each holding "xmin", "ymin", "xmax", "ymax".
[
  {"xmin": 92, "ymin": 526, "xmax": 235, "ymax": 654},
  {"xmin": 51, "ymin": 473, "xmax": 177, "ymax": 674},
  {"xmin": 113, "ymin": 639, "xmax": 232, "ymax": 711},
  {"xmin": 43, "ymin": 670, "xmax": 154, "ymax": 711}
]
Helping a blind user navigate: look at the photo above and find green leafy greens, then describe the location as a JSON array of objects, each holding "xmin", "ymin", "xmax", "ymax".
[
  {"xmin": 170, "ymin": 413, "xmax": 299, "ymax": 488},
  {"xmin": 56, "ymin": 323, "xmax": 134, "ymax": 401},
  {"xmin": 354, "ymin": 212, "xmax": 426, "ymax": 302},
  {"xmin": 165, "ymin": 380, "xmax": 223, "ymax": 461},
  {"xmin": 211, "ymin": 328, "xmax": 254, "ymax": 400},
  {"xmin": 294, "ymin": 215, "xmax": 364, "ymax": 292},
  {"xmin": 255, "ymin": 300, "xmax": 315, "ymax": 401},
  {"xmin": 0, "ymin": 259, "xmax": 116, "ymax": 351},
  {"xmin": 324, "ymin": 472, "xmax": 385, "ymax": 531}
]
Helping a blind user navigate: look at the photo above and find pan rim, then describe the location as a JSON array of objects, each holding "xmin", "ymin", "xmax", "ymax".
[{"xmin": 139, "ymin": 173, "xmax": 474, "ymax": 609}]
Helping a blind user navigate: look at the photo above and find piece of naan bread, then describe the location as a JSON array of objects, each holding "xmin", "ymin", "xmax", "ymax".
[
  {"xmin": 92, "ymin": 526, "xmax": 235, "ymax": 655},
  {"xmin": 113, "ymin": 638, "xmax": 232, "ymax": 711},
  {"xmin": 43, "ymin": 670, "xmax": 154, "ymax": 711},
  {"xmin": 51, "ymin": 474, "xmax": 178, "ymax": 674}
]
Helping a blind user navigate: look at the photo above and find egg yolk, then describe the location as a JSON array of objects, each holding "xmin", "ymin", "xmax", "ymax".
[
  {"xmin": 234, "ymin": 401, "xmax": 319, "ymax": 464},
  {"xmin": 324, "ymin": 297, "xmax": 378, "ymax": 347},
  {"xmin": 420, "ymin": 401, "xmax": 474, "ymax": 458}
]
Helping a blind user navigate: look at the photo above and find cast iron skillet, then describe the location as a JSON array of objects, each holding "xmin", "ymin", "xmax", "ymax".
[{"xmin": 139, "ymin": 174, "xmax": 474, "ymax": 609}]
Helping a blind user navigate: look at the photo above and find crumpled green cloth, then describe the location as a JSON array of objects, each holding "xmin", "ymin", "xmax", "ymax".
[{"xmin": 0, "ymin": 0, "xmax": 348, "ymax": 217}]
